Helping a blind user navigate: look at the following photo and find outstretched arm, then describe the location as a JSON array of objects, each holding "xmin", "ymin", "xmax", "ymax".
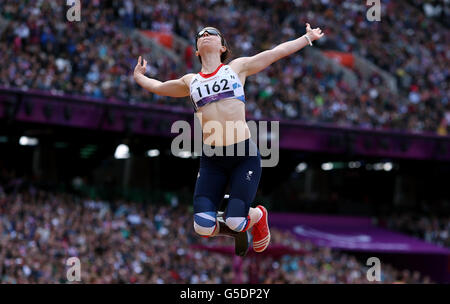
[
  {"xmin": 230, "ymin": 23, "xmax": 324, "ymax": 77},
  {"xmin": 133, "ymin": 56, "xmax": 192, "ymax": 98}
]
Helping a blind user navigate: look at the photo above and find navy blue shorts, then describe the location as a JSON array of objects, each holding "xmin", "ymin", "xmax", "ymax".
[{"xmin": 193, "ymin": 138, "xmax": 262, "ymax": 219}]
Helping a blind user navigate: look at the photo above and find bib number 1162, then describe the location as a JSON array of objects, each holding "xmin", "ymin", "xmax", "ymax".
[{"xmin": 196, "ymin": 79, "xmax": 230, "ymax": 98}]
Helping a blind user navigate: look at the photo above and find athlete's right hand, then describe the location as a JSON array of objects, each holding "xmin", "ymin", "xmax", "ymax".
[{"xmin": 133, "ymin": 56, "xmax": 147, "ymax": 78}]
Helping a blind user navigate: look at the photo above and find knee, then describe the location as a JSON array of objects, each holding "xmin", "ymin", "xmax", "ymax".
[
  {"xmin": 193, "ymin": 211, "xmax": 217, "ymax": 236},
  {"xmin": 224, "ymin": 216, "xmax": 250, "ymax": 232},
  {"xmin": 223, "ymin": 198, "xmax": 250, "ymax": 232},
  {"xmin": 193, "ymin": 196, "xmax": 217, "ymax": 236}
]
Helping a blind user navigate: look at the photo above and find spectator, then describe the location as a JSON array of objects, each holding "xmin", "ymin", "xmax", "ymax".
[
  {"xmin": 0, "ymin": 0, "xmax": 448, "ymax": 133},
  {"xmin": 0, "ymin": 177, "xmax": 433, "ymax": 283}
]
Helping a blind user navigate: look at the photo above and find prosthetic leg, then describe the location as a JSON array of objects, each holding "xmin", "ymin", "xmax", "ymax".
[{"xmin": 216, "ymin": 196, "xmax": 250, "ymax": 257}]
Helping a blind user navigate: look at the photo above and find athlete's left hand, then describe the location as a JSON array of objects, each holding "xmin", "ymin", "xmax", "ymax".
[{"xmin": 305, "ymin": 23, "xmax": 324, "ymax": 41}]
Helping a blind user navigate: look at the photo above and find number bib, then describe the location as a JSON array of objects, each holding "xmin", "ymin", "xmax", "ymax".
[{"xmin": 189, "ymin": 64, "xmax": 245, "ymax": 111}]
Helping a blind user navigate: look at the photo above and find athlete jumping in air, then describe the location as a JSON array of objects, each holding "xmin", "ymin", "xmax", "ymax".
[{"xmin": 134, "ymin": 23, "xmax": 324, "ymax": 254}]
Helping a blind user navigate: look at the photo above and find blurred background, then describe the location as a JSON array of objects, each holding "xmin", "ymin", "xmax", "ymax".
[{"xmin": 0, "ymin": 0, "xmax": 449, "ymax": 283}]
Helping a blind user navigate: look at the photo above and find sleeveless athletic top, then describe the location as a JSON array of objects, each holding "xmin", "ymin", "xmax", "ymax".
[{"xmin": 189, "ymin": 63, "xmax": 246, "ymax": 112}]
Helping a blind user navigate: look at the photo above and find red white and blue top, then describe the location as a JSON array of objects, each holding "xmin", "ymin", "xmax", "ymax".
[{"xmin": 189, "ymin": 64, "xmax": 246, "ymax": 112}]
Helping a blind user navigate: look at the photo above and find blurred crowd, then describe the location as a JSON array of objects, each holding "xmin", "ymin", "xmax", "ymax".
[
  {"xmin": 249, "ymin": 235, "xmax": 432, "ymax": 284},
  {"xmin": 383, "ymin": 214, "xmax": 450, "ymax": 248},
  {"xmin": 0, "ymin": 0, "xmax": 449, "ymax": 134},
  {"xmin": 406, "ymin": 0, "xmax": 450, "ymax": 27},
  {"xmin": 0, "ymin": 178, "xmax": 433, "ymax": 284},
  {"xmin": 0, "ymin": 0, "xmax": 183, "ymax": 104}
]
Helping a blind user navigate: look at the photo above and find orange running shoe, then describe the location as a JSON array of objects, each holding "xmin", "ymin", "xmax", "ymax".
[{"xmin": 251, "ymin": 205, "xmax": 270, "ymax": 252}]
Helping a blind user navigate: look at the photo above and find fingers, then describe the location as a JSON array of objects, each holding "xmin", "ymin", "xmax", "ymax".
[
  {"xmin": 305, "ymin": 23, "xmax": 325, "ymax": 40},
  {"xmin": 313, "ymin": 28, "xmax": 323, "ymax": 36},
  {"xmin": 136, "ymin": 56, "xmax": 148, "ymax": 69},
  {"xmin": 306, "ymin": 22, "xmax": 324, "ymax": 34}
]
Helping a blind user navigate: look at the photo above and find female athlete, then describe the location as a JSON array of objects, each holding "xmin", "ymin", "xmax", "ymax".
[{"xmin": 134, "ymin": 23, "xmax": 324, "ymax": 253}]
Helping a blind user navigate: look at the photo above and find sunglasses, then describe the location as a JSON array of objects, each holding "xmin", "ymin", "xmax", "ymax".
[
  {"xmin": 196, "ymin": 28, "xmax": 221, "ymax": 39},
  {"xmin": 195, "ymin": 28, "xmax": 224, "ymax": 49}
]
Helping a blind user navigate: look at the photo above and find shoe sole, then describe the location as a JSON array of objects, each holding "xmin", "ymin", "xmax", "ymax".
[{"xmin": 253, "ymin": 206, "xmax": 270, "ymax": 253}]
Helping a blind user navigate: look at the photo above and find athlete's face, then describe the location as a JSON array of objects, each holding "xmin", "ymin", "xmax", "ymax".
[{"xmin": 196, "ymin": 28, "xmax": 224, "ymax": 53}]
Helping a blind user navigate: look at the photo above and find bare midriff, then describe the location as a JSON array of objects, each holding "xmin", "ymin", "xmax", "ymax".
[{"xmin": 196, "ymin": 97, "xmax": 251, "ymax": 146}]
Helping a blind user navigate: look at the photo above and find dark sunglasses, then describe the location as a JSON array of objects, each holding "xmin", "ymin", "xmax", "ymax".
[
  {"xmin": 196, "ymin": 28, "xmax": 221, "ymax": 39},
  {"xmin": 195, "ymin": 28, "xmax": 224, "ymax": 49}
]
